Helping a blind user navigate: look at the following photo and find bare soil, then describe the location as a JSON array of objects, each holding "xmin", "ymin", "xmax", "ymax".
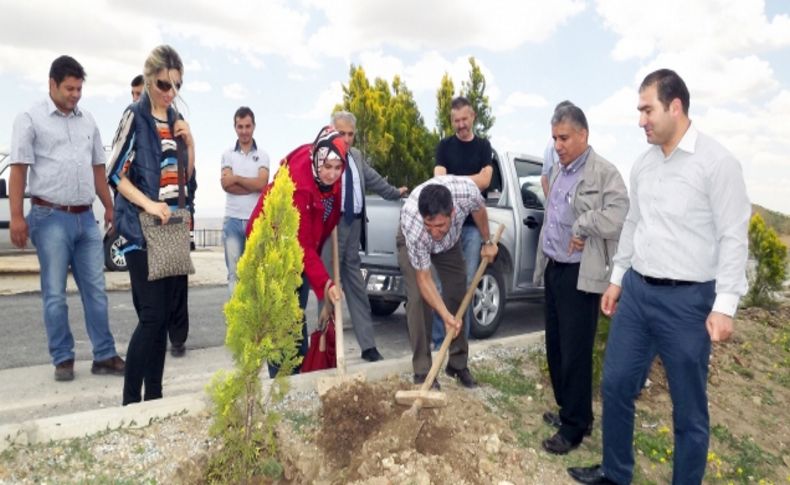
[{"xmin": 2, "ymin": 303, "xmax": 789, "ymax": 484}]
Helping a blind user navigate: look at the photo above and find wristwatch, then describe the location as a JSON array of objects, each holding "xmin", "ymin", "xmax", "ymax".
[{"xmin": 482, "ymin": 238, "xmax": 494, "ymax": 246}]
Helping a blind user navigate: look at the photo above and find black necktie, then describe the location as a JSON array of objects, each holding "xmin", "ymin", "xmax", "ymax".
[{"xmin": 344, "ymin": 161, "xmax": 354, "ymax": 224}]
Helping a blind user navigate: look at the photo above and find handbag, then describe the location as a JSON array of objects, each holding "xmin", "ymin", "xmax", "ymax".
[
  {"xmin": 300, "ymin": 318, "xmax": 337, "ymax": 373},
  {"xmin": 138, "ymin": 138, "xmax": 195, "ymax": 281}
]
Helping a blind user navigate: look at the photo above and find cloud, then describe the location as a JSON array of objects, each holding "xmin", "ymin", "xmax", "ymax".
[
  {"xmin": 308, "ymin": 0, "xmax": 586, "ymax": 55},
  {"xmin": 185, "ymin": 81, "xmax": 212, "ymax": 93},
  {"xmin": 223, "ymin": 83, "xmax": 249, "ymax": 100},
  {"xmin": 596, "ymin": 0, "xmax": 790, "ymax": 61},
  {"xmin": 499, "ymin": 91, "xmax": 549, "ymax": 115},
  {"xmin": 290, "ymin": 81, "xmax": 344, "ymax": 120},
  {"xmin": 588, "ymin": 87, "xmax": 638, "ymax": 127}
]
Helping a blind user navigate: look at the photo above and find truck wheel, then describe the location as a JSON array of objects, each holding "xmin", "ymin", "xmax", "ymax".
[
  {"xmin": 470, "ymin": 266, "xmax": 506, "ymax": 339},
  {"xmin": 104, "ymin": 233, "xmax": 128, "ymax": 272},
  {"xmin": 369, "ymin": 299, "xmax": 400, "ymax": 316}
]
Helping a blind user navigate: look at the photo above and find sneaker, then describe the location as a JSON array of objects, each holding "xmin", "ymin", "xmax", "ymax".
[
  {"xmin": 91, "ymin": 355, "xmax": 125, "ymax": 376},
  {"xmin": 445, "ymin": 366, "xmax": 478, "ymax": 388},
  {"xmin": 361, "ymin": 347, "xmax": 383, "ymax": 362},
  {"xmin": 413, "ymin": 373, "xmax": 441, "ymax": 390},
  {"xmin": 54, "ymin": 359, "xmax": 75, "ymax": 381},
  {"xmin": 170, "ymin": 343, "xmax": 186, "ymax": 358}
]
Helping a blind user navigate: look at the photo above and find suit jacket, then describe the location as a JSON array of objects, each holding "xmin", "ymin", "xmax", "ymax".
[{"xmin": 349, "ymin": 147, "xmax": 402, "ymax": 250}]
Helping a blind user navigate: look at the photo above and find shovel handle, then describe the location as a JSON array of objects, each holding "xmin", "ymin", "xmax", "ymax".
[
  {"xmin": 418, "ymin": 224, "xmax": 505, "ymax": 393},
  {"xmin": 332, "ymin": 228, "xmax": 346, "ymax": 375}
]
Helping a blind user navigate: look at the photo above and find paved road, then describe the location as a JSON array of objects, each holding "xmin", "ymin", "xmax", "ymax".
[{"xmin": 0, "ymin": 285, "xmax": 544, "ymax": 370}]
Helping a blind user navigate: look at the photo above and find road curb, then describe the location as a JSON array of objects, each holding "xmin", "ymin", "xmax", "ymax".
[{"xmin": 0, "ymin": 332, "xmax": 544, "ymax": 452}]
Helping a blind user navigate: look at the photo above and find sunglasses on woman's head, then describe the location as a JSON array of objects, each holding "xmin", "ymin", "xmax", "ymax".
[{"xmin": 155, "ymin": 79, "xmax": 182, "ymax": 92}]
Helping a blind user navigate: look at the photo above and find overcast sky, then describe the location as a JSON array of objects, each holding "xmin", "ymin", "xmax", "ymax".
[{"xmin": 1, "ymin": 0, "xmax": 788, "ymax": 220}]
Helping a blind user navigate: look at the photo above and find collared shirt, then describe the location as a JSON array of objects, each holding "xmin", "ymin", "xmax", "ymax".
[
  {"xmin": 11, "ymin": 97, "xmax": 105, "ymax": 205},
  {"xmin": 221, "ymin": 138, "xmax": 270, "ymax": 219},
  {"xmin": 611, "ymin": 124, "xmax": 750, "ymax": 316},
  {"xmin": 542, "ymin": 147, "xmax": 590, "ymax": 263},
  {"xmin": 341, "ymin": 151, "xmax": 363, "ymax": 215},
  {"xmin": 541, "ymin": 138, "xmax": 558, "ymax": 177},
  {"xmin": 400, "ymin": 175, "xmax": 485, "ymax": 270}
]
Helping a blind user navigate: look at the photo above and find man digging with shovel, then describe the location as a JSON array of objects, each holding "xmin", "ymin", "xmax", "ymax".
[{"xmin": 396, "ymin": 176, "xmax": 498, "ymax": 390}]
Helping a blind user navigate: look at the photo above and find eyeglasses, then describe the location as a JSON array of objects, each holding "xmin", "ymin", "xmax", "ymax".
[
  {"xmin": 337, "ymin": 130, "xmax": 354, "ymax": 137},
  {"xmin": 155, "ymin": 79, "xmax": 182, "ymax": 93}
]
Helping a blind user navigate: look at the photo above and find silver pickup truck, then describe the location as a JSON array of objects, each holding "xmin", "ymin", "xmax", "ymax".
[{"xmin": 360, "ymin": 151, "xmax": 547, "ymax": 338}]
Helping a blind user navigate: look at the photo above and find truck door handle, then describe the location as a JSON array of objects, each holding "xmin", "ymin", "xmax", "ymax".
[{"xmin": 523, "ymin": 216, "xmax": 539, "ymax": 229}]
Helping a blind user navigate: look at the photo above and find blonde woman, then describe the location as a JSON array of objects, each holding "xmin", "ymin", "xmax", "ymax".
[{"xmin": 106, "ymin": 45, "xmax": 195, "ymax": 405}]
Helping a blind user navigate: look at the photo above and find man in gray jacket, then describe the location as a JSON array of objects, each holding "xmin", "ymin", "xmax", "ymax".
[
  {"xmin": 321, "ymin": 111, "xmax": 407, "ymax": 362},
  {"xmin": 533, "ymin": 103, "xmax": 629, "ymax": 455}
]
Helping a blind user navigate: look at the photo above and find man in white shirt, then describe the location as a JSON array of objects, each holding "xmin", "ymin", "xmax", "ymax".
[
  {"xmin": 221, "ymin": 107, "xmax": 270, "ymax": 294},
  {"xmin": 568, "ymin": 69, "xmax": 750, "ymax": 485}
]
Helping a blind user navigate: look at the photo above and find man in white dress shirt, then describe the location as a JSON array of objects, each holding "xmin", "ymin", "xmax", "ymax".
[{"xmin": 567, "ymin": 69, "xmax": 750, "ymax": 485}]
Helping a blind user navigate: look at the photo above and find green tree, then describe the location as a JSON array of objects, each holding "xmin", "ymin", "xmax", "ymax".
[
  {"xmin": 744, "ymin": 213, "xmax": 788, "ymax": 308},
  {"xmin": 435, "ymin": 72, "xmax": 455, "ymax": 139},
  {"xmin": 460, "ymin": 57, "xmax": 495, "ymax": 138},
  {"xmin": 339, "ymin": 68, "xmax": 435, "ymax": 187},
  {"xmin": 341, "ymin": 65, "xmax": 386, "ymax": 158},
  {"xmin": 207, "ymin": 167, "xmax": 304, "ymax": 482}
]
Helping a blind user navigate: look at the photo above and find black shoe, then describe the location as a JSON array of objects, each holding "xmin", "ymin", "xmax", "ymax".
[
  {"xmin": 54, "ymin": 359, "xmax": 75, "ymax": 381},
  {"xmin": 445, "ymin": 366, "xmax": 478, "ymax": 388},
  {"xmin": 567, "ymin": 465, "xmax": 618, "ymax": 484},
  {"xmin": 542, "ymin": 432, "xmax": 580, "ymax": 455},
  {"xmin": 413, "ymin": 373, "xmax": 440, "ymax": 390},
  {"xmin": 543, "ymin": 411, "xmax": 593, "ymax": 436},
  {"xmin": 170, "ymin": 343, "xmax": 186, "ymax": 358},
  {"xmin": 361, "ymin": 347, "xmax": 383, "ymax": 362}
]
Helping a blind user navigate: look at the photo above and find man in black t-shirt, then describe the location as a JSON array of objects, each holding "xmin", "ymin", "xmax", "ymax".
[{"xmin": 432, "ymin": 96, "xmax": 493, "ymax": 350}]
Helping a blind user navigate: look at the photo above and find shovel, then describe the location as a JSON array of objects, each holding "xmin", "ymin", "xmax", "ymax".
[
  {"xmin": 316, "ymin": 228, "xmax": 365, "ymax": 396},
  {"xmin": 395, "ymin": 224, "xmax": 505, "ymax": 415}
]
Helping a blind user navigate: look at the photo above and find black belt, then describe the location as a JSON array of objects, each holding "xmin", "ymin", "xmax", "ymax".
[
  {"xmin": 634, "ymin": 270, "xmax": 696, "ymax": 287},
  {"xmin": 32, "ymin": 197, "xmax": 91, "ymax": 214},
  {"xmin": 547, "ymin": 258, "xmax": 579, "ymax": 267},
  {"xmin": 352, "ymin": 213, "xmax": 363, "ymax": 219}
]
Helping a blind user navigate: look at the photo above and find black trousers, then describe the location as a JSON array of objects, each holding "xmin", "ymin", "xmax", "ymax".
[
  {"xmin": 130, "ymin": 266, "xmax": 188, "ymax": 347},
  {"xmin": 123, "ymin": 250, "xmax": 188, "ymax": 405},
  {"xmin": 544, "ymin": 259, "xmax": 600, "ymax": 443}
]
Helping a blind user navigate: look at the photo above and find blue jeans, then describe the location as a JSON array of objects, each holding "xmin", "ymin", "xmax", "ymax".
[
  {"xmin": 601, "ymin": 270, "xmax": 715, "ymax": 485},
  {"xmin": 27, "ymin": 205, "xmax": 117, "ymax": 365},
  {"xmin": 223, "ymin": 217, "xmax": 248, "ymax": 295},
  {"xmin": 431, "ymin": 224, "xmax": 480, "ymax": 346}
]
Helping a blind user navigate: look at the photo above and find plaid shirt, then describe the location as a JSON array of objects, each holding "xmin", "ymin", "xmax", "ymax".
[{"xmin": 400, "ymin": 175, "xmax": 485, "ymax": 270}]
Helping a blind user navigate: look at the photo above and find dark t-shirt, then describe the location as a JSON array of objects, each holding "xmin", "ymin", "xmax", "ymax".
[{"xmin": 436, "ymin": 135, "xmax": 492, "ymax": 223}]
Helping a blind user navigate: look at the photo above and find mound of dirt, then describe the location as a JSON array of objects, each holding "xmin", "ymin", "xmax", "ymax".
[{"xmin": 276, "ymin": 376, "xmax": 561, "ymax": 484}]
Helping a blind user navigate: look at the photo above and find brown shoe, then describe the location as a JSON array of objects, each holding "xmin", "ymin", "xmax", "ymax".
[
  {"xmin": 91, "ymin": 355, "xmax": 125, "ymax": 376},
  {"xmin": 54, "ymin": 359, "xmax": 75, "ymax": 381}
]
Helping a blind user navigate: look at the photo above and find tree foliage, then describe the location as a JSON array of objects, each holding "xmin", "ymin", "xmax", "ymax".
[
  {"xmin": 460, "ymin": 57, "xmax": 495, "ymax": 138},
  {"xmin": 435, "ymin": 72, "xmax": 455, "ymax": 139},
  {"xmin": 338, "ymin": 66, "xmax": 434, "ymax": 187},
  {"xmin": 744, "ymin": 213, "xmax": 788, "ymax": 308},
  {"xmin": 207, "ymin": 167, "xmax": 304, "ymax": 483}
]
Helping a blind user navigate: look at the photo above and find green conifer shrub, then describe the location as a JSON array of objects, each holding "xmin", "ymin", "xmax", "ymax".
[
  {"xmin": 745, "ymin": 213, "xmax": 788, "ymax": 308},
  {"xmin": 206, "ymin": 166, "xmax": 304, "ymax": 482}
]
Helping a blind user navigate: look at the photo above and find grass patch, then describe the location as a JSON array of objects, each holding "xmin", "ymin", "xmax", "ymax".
[
  {"xmin": 475, "ymin": 365, "xmax": 537, "ymax": 397},
  {"xmin": 710, "ymin": 424, "xmax": 777, "ymax": 482},
  {"xmin": 634, "ymin": 424, "xmax": 673, "ymax": 465},
  {"xmin": 282, "ymin": 409, "xmax": 317, "ymax": 437}
]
